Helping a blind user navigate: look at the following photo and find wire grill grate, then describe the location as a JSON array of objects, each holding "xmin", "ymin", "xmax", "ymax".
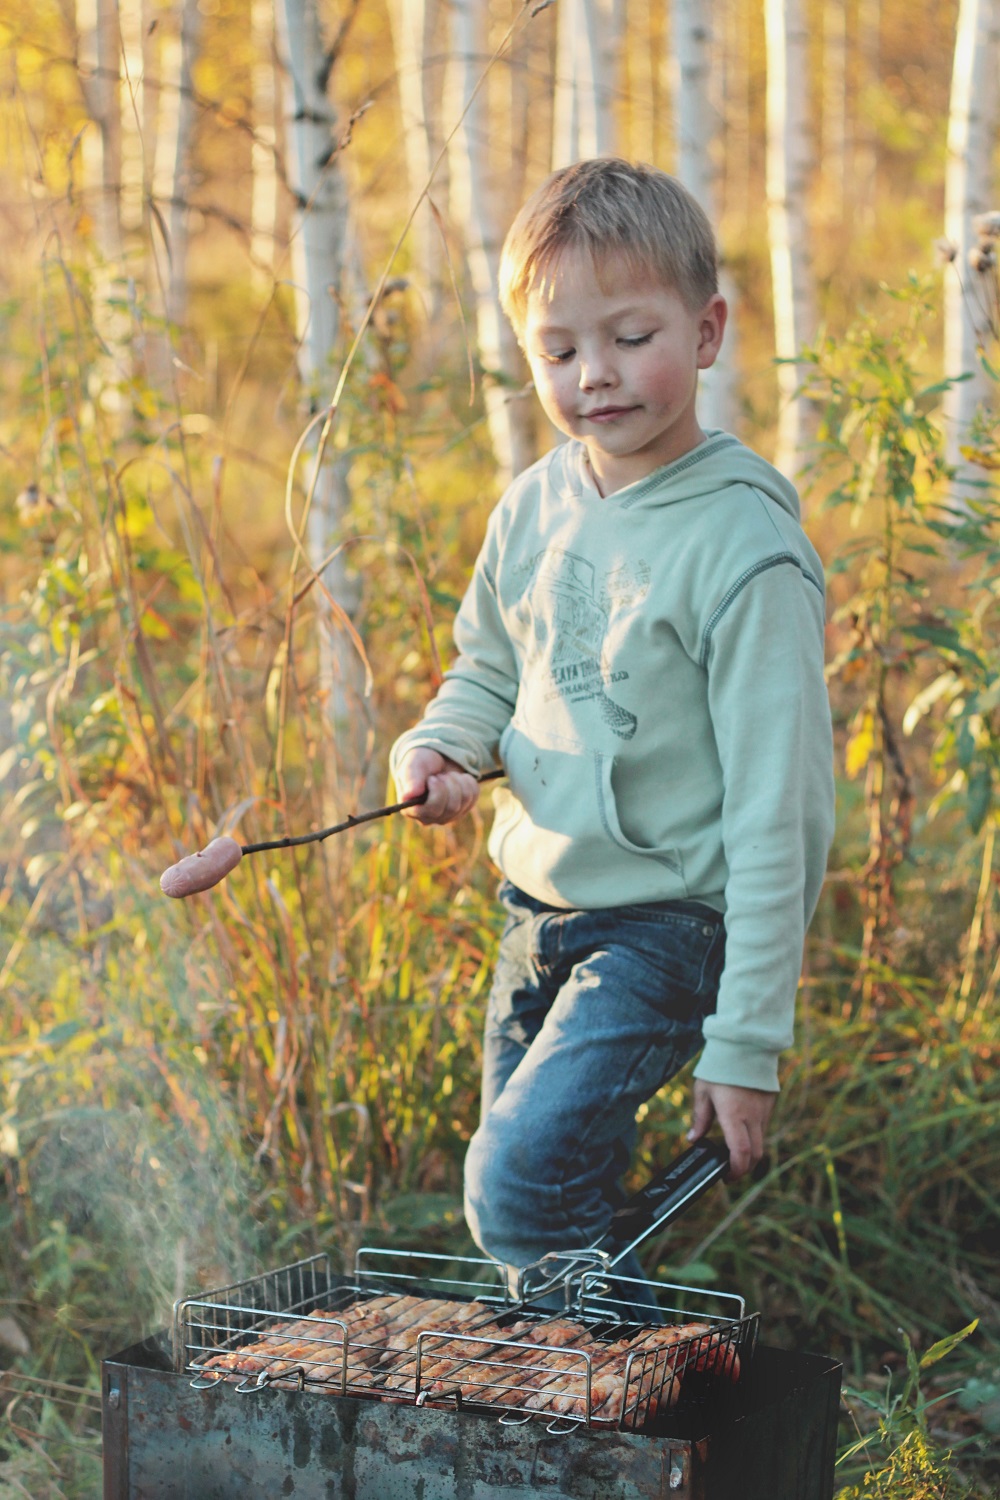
[{"xmin": 174, "ymin": 1252, "xmax": 758, "ymax": 1434}]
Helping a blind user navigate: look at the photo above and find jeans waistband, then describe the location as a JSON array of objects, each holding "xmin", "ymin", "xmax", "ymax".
[{"xmin": 499, "ymin": 880, "xmax": 724, "ymax": 928}]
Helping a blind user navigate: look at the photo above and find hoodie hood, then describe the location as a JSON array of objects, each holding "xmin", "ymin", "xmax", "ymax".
[{"xmin": 556, "ymin": 431, "xmax": 803, "ymax": 522}]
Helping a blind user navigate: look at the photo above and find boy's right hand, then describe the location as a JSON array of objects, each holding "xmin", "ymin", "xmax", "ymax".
[{"xmin": 396, "ymin": 749, "xmax": 481, "ymax": 826}]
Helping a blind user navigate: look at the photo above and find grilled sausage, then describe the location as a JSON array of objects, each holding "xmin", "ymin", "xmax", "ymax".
[{"xmin": 160, "ymin": 837, "xmax": 243, "ymax": 898}]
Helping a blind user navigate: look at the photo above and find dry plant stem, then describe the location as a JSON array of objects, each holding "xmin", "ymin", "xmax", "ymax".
[{"xmin": 239, "ymin": 770, "xmax": 505, "ymax": 855}]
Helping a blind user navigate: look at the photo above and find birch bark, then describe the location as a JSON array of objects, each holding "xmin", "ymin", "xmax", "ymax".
[
  {"xmin": 764, "ymin": 0, "xmax": 815, "ymax": 478},
  {"xmin": 551, "ymin": 0, "xmax": 614, "ymax": 167},
  {"xmin": 943, "ymin": 0, "xmax": 1000, "ymax": 479},
  {"xmin": 389, "ymin": 0, "xmax": 438, "ymax": 298},
  {"xmin": 77, "ymin": 0, "xmax": 133, "ymax": 403},
  {"xmin": 164, "ymin": 0, "xmax": 202, "ymax": 326},
  {"xmin": 671, "ymin": 0, "xmax": 737, "ymax": 433},
  {"xmin": 448, "ymin": 0, "xmax": 535, "ymax": 485},
  {"xmin": 77, "ymin": 0, "xmax": 122, "ymax": 264},
  {"xmin": 276, "ymin": 0, "xmax": 362, "ymax": 764},
  {"xmin": 118, "ymin": 0, "xmax": 144, "ymax": 237}
]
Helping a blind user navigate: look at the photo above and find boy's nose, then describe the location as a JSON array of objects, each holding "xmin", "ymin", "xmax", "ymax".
[{"xmin": 578, "ymin": 355, "xmax": 617, "ymax": 391}]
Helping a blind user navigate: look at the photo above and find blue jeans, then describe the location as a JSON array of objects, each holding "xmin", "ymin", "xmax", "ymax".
[{"xmin": 464, "ymin": 882, "xmax": 726, "ymax": 1291}]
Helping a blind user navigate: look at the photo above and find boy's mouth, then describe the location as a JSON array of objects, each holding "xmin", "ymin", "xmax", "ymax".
[{"xmin": 584, "ymin": 405, "xmax": 638, "ymax": 422}]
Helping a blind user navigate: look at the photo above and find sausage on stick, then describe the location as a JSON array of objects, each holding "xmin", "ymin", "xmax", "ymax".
[{"xmin": 160, "ymin": 771, "xmax": 504, "ymax": 898}]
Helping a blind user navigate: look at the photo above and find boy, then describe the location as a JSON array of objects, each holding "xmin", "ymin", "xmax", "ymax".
[{"xmin": 390, "ymin": 159, "xmax": 834, "ymax": 1286}]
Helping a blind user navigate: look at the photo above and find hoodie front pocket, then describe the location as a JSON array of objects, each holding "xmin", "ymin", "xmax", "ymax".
[
  {"xmin": 595, "ymin": 753, "xmax": 686, "ymax": 879},
  {"xmin": 492, "ymin": 725, "xmax": 686, "ymax": 890}
]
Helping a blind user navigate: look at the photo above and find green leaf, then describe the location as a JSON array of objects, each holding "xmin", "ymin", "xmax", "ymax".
[
  {"xmin": 906, "ymin": 624, "xmax": 984, "ymax": 668},
  {"xmin": 966, "ymin": 767, "xmax": 992, "ymax": 833},
  {"xmin": 956, "ymin": 721, "xmax": 976, "ymax": 770},
  {"xmin": 918, "ymin": 1319, "xmax": 979, "ymax": 1370}
]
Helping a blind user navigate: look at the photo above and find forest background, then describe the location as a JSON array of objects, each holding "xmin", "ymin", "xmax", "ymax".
[{"xmin": 0, "ymin": 0, "xmax": 998, "ymax": 1495}]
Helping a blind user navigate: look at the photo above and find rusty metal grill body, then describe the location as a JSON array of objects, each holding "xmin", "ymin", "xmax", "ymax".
[
  {"xmin": 103, "ymin": 1328, "xmax": 841, "ymax": 1499},
  {"xmin": 103, "ymin": 1150, "xmax": 842, "ymax": 1496},
  {"xmin": 172, "ymin": 1251, "xmax": 756, "ymax": 1435}
]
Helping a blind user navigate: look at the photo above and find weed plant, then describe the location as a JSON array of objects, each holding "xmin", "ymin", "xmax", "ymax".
[{"xmin": 1, "ymin": 243, "xmax": 998, "ymax": 1500}]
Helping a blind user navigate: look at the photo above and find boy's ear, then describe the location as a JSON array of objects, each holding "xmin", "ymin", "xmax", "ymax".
[{"xmin": 696, "ymin": 294, "xmax": 728, "ymax": 370}]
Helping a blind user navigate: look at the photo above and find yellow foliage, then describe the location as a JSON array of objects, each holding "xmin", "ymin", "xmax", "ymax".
[
  {"xmin": 846, "ymin": 710, "xmax": 876, "ymax": 779},
  {"xmin": 836, "ymin": 1430, "xmax": 965, "ymax": 1499}
]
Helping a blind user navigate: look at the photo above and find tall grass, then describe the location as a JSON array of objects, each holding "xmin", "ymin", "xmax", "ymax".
[{"xmin": 1, "ymin": 245, "xmax": 997, "ymax": 1500}]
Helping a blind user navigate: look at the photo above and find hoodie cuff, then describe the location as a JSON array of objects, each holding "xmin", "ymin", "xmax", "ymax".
[{"xmin": 693, "ymin": 1038, "xmax": 781, "ymax": 1093}]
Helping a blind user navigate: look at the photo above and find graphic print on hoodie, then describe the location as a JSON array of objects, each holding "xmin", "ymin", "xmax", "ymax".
[{"xmin": 515, "ymin": 547, "xmax": 648, "ymax": 740}]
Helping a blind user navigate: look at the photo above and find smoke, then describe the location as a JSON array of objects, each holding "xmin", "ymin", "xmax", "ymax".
[{"xmin": 22, "ymin": 1097, "xmax": 265, "ymax": 1344}]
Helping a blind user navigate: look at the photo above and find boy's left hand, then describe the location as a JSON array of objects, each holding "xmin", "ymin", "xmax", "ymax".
[{"xmin": 687, "ymin": 1079, "xmax": 775, "ymax": 1181}]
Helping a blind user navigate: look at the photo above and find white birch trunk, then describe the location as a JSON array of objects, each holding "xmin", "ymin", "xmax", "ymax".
[
  {"xmin": 163, "ymin": 0, "xmax": 202, "ymax": 326},
  {"xmin": 77, "ymin": 0, "xmax": 132, "ymax": 405},
  {"xmin": 141, "ymin": 0, "xmax": 162, "ymax": 254},
  {"xmin": 764, "ymin": 0, "xmax": 816, "ymax": 478},
  {"xmin": 119, "ymin": 0, "xmax": 144, "ymax": 236},
  {"xmin": 943, "ymin": 0, "xmax": 1000, "ymax": 480},
  {"xmin": 77, "ymin": 0, "xmax": 122, "ymax": 262},
  {"xmin": 276, "ymin": 0, "xmax": 362, "ymax": 770},
  {"xmin": 671, "ymin": 0, "xmax": 737, "ymax": 433},
  {"xmin": 250, "ymin": 0, "xmax": 279, "ymax": 283},
  {"xmin": 389, "ymin": 0, "xmax": 438, "ymax": 297},
  {"xmin": 551, "ymin": 0, "xmax": 614, "ymax": 167},
  {"xmin": 151, "ymin": 23, "xmax": 180, "ymax": 222},
  {"xmin": 448, "ymin": 0, "xmax": 535, "ymax": 485}
]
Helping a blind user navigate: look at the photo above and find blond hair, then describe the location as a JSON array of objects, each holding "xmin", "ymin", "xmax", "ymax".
[{"xmin": 499, "ymin": 159, "xmax": 718, "ymax": 336}]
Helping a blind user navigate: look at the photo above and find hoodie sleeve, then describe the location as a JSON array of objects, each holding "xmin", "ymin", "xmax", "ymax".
[
  {"xmin": 389, "ymin": 507, "xmax": 519, "ymax": 786},
  {"xmin": 695, "ymin": 554, "xmax": 835, "ymax": 1092}
]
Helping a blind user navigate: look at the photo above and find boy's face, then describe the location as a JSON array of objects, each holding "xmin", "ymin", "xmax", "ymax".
[{"xmin": 522, "ymin": 250, "xmax": 726, "ymax": 496}]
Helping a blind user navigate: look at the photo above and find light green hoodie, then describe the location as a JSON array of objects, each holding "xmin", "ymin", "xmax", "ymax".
[{"xmin": 390, "ymin": 432, "xmax": 835, "ymax": 1091}]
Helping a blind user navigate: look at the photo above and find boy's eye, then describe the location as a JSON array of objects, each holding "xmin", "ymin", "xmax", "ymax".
[
  {"xmin": 541, "ymin": 349, "xmax": 575, "ymax": 364},
  {"xmin": 619, "ymin": 333, "xmax": 654, "ymax": 348}
]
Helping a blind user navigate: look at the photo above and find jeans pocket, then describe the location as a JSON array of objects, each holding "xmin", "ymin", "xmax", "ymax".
[{"xmin": 623, "ymin": 911, "xmax": 724, "ymax": 1010}]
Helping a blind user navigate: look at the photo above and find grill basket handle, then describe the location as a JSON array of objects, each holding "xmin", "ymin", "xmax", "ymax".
[{"xmin": 596, "ymin": 1138, "xmax": 730, "ymax": 1269}]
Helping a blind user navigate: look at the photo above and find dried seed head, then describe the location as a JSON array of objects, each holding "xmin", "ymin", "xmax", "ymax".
[
  {"xmin": 972, "ymin": 210, "xmax": 1000, "ymax": 241},
  {"xmin": 934, "ymin": 237, "xmax": 958, "ymax": 265},
  {"xmin": 968, "ymin": 243, "xmax": 997, "ymax": 273}
]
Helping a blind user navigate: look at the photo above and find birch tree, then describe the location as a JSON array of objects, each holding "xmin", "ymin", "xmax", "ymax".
[
  {"xmin": 76, "ymin": 0, "xmax": 132, "ymax": 399},
  {"xmin": 942, "ymin": 0, "xmax": 1000, "ymax": 479},
  {"xmin": 77, "ymin": 0, "xmax": 122, "ymax": 265},
  {"xmin": 118, "ymin": 0, "xmax": 144, "ymax": 238},
  {"xmin": 276, "ymin": 0, "xmax": 363, "ymax": 766},
  {"xmin": 764, "ymin": 0, "xmax": 816, "ymax": 478},
  {"xmin": 163, "ymin": 0, "xmax": 202, "ymax": 326},
  {"xmin": 550, "ymin": 0, "xmax": 615, "ymax": 168},
  {"xmin": 389, "ymin": 0, "xmax": 439, "ymax": 298},
  {"xmin": 448, "ymin": 0, "xmax": 535, "ymax": 485},
  {"xmin": 671, "ymin": 0, "xmax": 737, "ymax": 433}
]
